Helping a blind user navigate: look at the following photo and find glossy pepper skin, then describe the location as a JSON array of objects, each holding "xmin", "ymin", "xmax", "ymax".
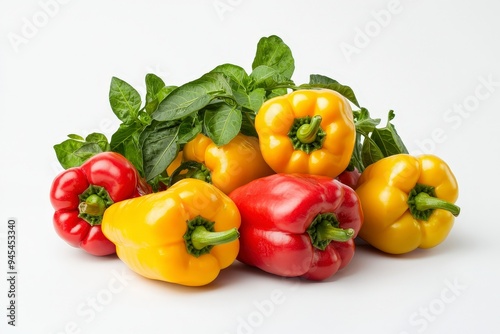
[
  {"xmin": 336, "ymin": 168, "xmax": 361, "ymax": 190},
  {"xmin": 179, "ymin": 133, "xmax": 274, "ymax": 194},
  {"xmin": 229, "ymin": 173, "xmax": 363, "ymax": 281},
  {"xmin": 49, "ymin": 152, "xmax": 151, "ymax": 256},
  {"xmin": 101, "ymin": 178, "xmax": 240, "ymax": 287},
  {"xmin": 255, "ymin": 89, "xmax": 356, "ymax": 178},
  {"xmin": 355, "ymin": 154, "xmax": 460, "ymax": 254}
]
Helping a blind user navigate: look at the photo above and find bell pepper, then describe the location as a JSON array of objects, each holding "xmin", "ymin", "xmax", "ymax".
[
  {"xmin": 336, "ymin": 168, "xmax": 361, "ymax": 189},
  {"xmin": 255, "ymin": 89, "xmax": 356, "ymax": 178},
  {"xmin": 166, "ymin": 151, "xmax": 183, "ymax": 176},
  {"xmin": 49, "ymin": 152, "xmax": 151, "ymax": 256},
  {"xmin": 229, "ymin": 173, "xmax": 363, "ymax": 281},
  {"xmin": 355, "ymin": 154, "xmax": 460, "ymax": 254},
  {"xmin": 177, "ymin": 133, "xmax": 274, "ymax": 194},
  {"xmin": 101, "ymin": 178, "xmax": 240, "ymax": 287}
]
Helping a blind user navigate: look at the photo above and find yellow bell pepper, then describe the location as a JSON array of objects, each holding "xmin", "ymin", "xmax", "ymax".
[
  {"xmin": 101, "ymin": 178, "xmax": 240, "ymax": 286},
  {"xmin": 355, "ymin": 154, "xmax": 460, "ymax": 254},
  {"xmin": 166, "ymin": 151, "xmax": 183, "ymax": 176},
  {"xmin": 255, "ymin": 89, "xmax": 355, "ymax": 178},
  {"xmin": 180, "ymin": 133, "xmax": 274, "ymax": 194}
]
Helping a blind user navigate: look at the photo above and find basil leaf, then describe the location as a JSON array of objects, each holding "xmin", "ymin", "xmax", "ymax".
[
  {"xmin": 178, "ymin": 116, "xmax": 202, "ymax": 145},
  {"xmin": 354, "ymin": 108, "xmax": 380, "ymax": 135},
  {"xmin": 309, "ymin": 74, "xmax": 340, "ymax": 85},
  {"xmin": 146, "ymin": 73, "xmax": 166, "ymax": 97},
  {"xmin": 240, "ymin": 112, "xmax": 258, "ymax": 137},
  {"xmin": 266, "ymin": 88, "xmax": 289, "ymax": 99},
  {"xmin": 210, "ymin": 64, "xmax": 250, "ymax": 90},
  {"xmin": 120, "ymin": 131, "xmax": 144, "ymax": 177},
  {"xmin": 361, "ymin": 136, "xmax": 384, "ymax": 168},
  {"xmin": 348, "ymin": 132, "xmax": 364, "ymax": 172},
  {"xmin": 252, "ymin": 35, "xmax": 295, "ymax": 80},
  {"xmin": 86, "ymin": 133, "xmax": 110, "ymax": 152},
  {"xmin": 109, "ymin": 77, "xmax": 142, "ymax": 123},
  {"xmin": 144, "ymin": 73, "xmax": 177, "ymax": 114},
  {"xmin": 371, "ymin": 110, "xmax": 408, "ymax": 157},
  {"xmin": 110, "ymin": 122, "xmax": 144, "ymax": 151},
  {"xmin": 307, "ymin": 74, "xmax": 361, "ymax": 108},
  {"xmin": 233, "ymin": 88, "xmax": 266, "ymax": 113},
  {"xmin": 140, "ymin": 121, "xmax": 179, "ymax": 181},
  {"xmin": 53, "ymin": 133, "xmax": 109, "ymax": 169},
  {"xmin": 250, "ymin": 65, "xmax": 293, "ymax": 90},
  {"xmin": 153, "ymin": 72, "xmax": 232, "ymax": 121},
  {"xmin": 204, "ymin": 104, "xmax": 242, "ymax": 146},
  {"xmin": 157, "ymin": 86, "xmax": 177, "ymax": 104},
  {"xmin": 145, "ymin": 73, "xmax": 165, "ymax": 114},
  {"xmin": 67, "ymin": 134, "xmax": 84, "ymax": 140}
]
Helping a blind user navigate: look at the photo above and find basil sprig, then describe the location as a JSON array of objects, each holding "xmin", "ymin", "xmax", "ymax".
[
  {"xmin": 53, "ymin": 34, "xmax": 407, "ymax": 189},
  {"xmin": 349, "ymin": 109, "xmax": 409, "ymax": 173}
]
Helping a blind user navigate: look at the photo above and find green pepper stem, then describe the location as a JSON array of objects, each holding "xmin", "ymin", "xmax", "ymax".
[
  {"xmin": 307, "ymin": 213, "xmax": 354, "ymax": 250},
  {"xmin": 414, "ymin": 192, "xmax": 460, "ymax": 217},
  {"xmin": 78, "ymin": 194, "xmax": 106, "ymax": 216},
  {"xmin": 191, "ymin": 226, "xmax": 240, "ymax": 250},
  {"xmin": 316, "ymin": 221, "xmax": 355, "ymax": 242},
  {"xmin": 296, "ymin": 115, "xmax": 322, "ymax": 144},
  {"xmin": 169, "ymin": 161, "xmax": 212, "ymax": 187}
]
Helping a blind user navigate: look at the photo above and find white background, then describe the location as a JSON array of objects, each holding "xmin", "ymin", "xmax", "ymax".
[{"xmin": 1, "ymin": 0, "xmax": 499, "ymax": 333}]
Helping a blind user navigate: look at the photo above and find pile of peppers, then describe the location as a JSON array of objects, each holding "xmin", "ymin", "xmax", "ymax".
[{"xmin": 50, "ymin": 40, "xmax": 461, "ymax": 287}]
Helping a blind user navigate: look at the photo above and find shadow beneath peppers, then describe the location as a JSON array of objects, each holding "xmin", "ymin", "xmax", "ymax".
[
  {"xmin": 353, "ymin": 236, "xmax": 465, "ymax": 260},
  {"xmin": 118, "ymin": 260, "xmax": 256, "ymax": 294},
  {"xmin": 221, "ymin": 260, "xmax": 310, "ymax": 287}
]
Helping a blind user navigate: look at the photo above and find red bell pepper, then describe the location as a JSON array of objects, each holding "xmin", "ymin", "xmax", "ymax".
[
  {"xmin": 229, "ymin": 173, "xmax": 363, "ymax": 281},
  {"xmin": 336, "ymin": 168, "xmax": 361, "ymax": 189},
  {"xmin": 49, "ymin": 152, "xmax": 151, "ymax": 256}
]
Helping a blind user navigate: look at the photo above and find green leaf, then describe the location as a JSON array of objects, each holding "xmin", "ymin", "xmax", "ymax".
[
  {"xmin": 140, "ymin": 121, "xmax": 179, "ymax": 181},
  {"xmin": 145, "ymin": 73, "xmax": 165, "ymax": 114},
  {"xmin": 110, "ymin": 122, "xmax": 144, "ymax": 151},
  {"xmin": 348, "ymin": 132, "xmax": 364, "ymax": 172},
  {"xmin": 144, "ymin": 73, "xmax": 177, "ymax": 114},
  {"xmin": 370, "ymin": 110, "xmax": 408, "ymax": 157},
  {"xmin": 307, "ymin": 74, "xmax": 360, "ymax": 108},
  {"xmin": 86, "ymin": 133, "xmax": 110, "ymax": 152},
  {"xmin": 250, "ymin": 65, "xmax": 293, "ymax": 90},
  {"xmin": 178, "ymin": 116, "xmax": 202, "ymax": 145},
  {"xmin": 266, "ymin": 88, "xmax": 289, "ymax": 99},
  {"xmin": 120, "ymin": 131, "xmax": 144, "ymax": 177},
  {"xmin": 53, "ymin": 133, "xmax": 109, "ymax": 169},
  {"xmin": 309, "ymin": 74, "xmax": 340, "ymax": 85},
  {"xmin": 67, "ymin": 134, "xmax": 84, "ymax": 140},
  {"xmin": 109, "ymin": 77, "xmax": 142, "ymax": 123},
  {"xmin": 240, "ymin": 112, "xmax": 258, "ymax": 137},
  {"xmin": 146, "ymin": 73, "xmax": 166, "ymax": 97},
  {"xmin": 361, "ymin": 136, "xmax": 384, "ymax": 168},
  {"xmin": 252, "ymin": 35, "xmax": 295, "ymax": 80},
  {"xmin": 233, "ymin": 88, "xmax": 266, "ymax": 113},
  {"xmin": 157, "ymin": 86, "xmax": 177, "ymax": 103},
  {"xmin": 354, "ymin": 108, "xmax": 380, "ymax": 135},
  {"xmin": 153, "ymin": 72, "xmax": 232, "ymax": 121},
  {"xmin": 204, "ymin": 104, "xmax": 242, "ymax": 146},
  {"xmin": 210, "ymin": 64, "xmax": 250, "ymax": 90}
]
